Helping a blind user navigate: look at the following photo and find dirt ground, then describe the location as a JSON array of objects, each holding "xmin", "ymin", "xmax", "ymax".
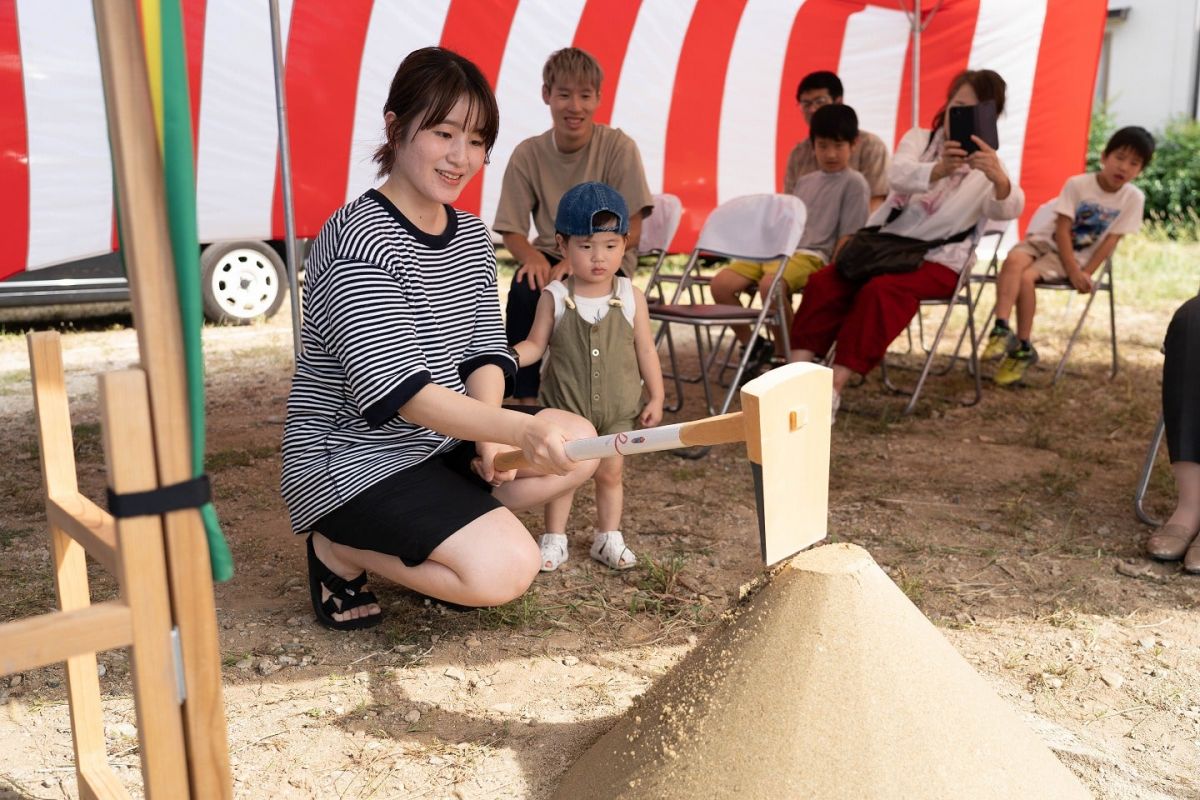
[{"xmin": 1, "ymin": 283, "xmax": 1198, "ymax": 799}]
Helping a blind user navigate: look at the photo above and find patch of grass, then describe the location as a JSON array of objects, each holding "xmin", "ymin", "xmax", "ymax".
[
  {"xmin": 476, "ymin": 591, "xmax": 548, "ymax": 629},
  {"xmin": 1002, "ymin": 648, "xmax": 1031, "ymax": 670},
  {"xmin": 1113, "ymin": 234, "xmax": 1200, "ymax": 311},
  {"xmin": 1039, "ymin": 468, "xmax": 1082, "ymax": 499},
  {"xmin": 72, "ymin": 421, "xmax": 103, "ymax": 459},
  {"xmin": 0, "ymin": 527, "xmax": 33, "ymax": 548},
  {"xmin": 221, "ymin": 651, "xmax": 248, "ymax": 667},
  {"xmin": 639, "ymin": 554, "xmax": 687, "ymax": 596},
  {"xmin": 894, "ymin": 567, "xmax": 925, "ymax": 607},
  {"xmin": 671, "ymin": 467, "xmax": 703, "ymax": 481},
  {"xmin": 207, "ymin": 444, "xmax": 277, "ymax": 470}
]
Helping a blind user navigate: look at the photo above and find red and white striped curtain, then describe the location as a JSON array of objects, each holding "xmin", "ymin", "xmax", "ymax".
[{"xmin": 0, "ymin": 0, "xmax": 1105, "ymax": 279}]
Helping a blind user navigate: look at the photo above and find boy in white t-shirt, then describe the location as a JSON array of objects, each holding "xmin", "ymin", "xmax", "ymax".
[{"xmin": 985, "ymin": 126, "xmax": 1155, "ymax": 386}]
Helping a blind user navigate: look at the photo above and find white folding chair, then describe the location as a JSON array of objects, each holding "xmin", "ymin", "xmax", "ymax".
[
  {"xmin": 638, "ymin": 193, "xmax": 682, "ymax": 290},
  {"xmin": 649, "ymin": 194, "xmax": 806, "ymax": 416},
  {"xmin": 879, "ymin": 224, "xmax": 991, "ymax": 414},
  {"xmin": 975, "ymin": 201, "xmax": 1118, "ymax": 384}
]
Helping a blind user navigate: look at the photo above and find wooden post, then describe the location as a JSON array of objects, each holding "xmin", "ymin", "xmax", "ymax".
[
  {"xmin": 90, "ymin": 3, "xmax": 231, "ymax": 795},
  {"xmin": 28, "ymin": 332, "xmax": 130, "ymax": 800},
  {"xmin": 100, "ymin": 370, "xmax": 190, "ymax": 799},
  {"xmin": 741, "ymin": 362, "xmax": 832, "ymax": 565}
]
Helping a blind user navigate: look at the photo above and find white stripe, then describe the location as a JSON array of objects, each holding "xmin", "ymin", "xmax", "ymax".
[
  {"xmin": 609, "ymin": 0, "xmax": 699, "ymax": 194},
  {"xmin": 837, "ymin": 6, "xmax": 911, "ymax": 149},
  {"xmin": 717, "ymin": 0, "xmax": 809, "ymax": 203},
  {"xmin": 17, "ymin": 0, "xmax": 113, "ymax": 270},
  {"xmin": 969, "ymin": 0, "xmax": 1045, "ymax": 246},
  {"xmin": 344, "ymin": 1, "xmax": 450, "ymax": 204},
  {"xmin": 196, "ymin": 0, "xmax": 293, "ymax": 242},
  {"xmin": 480, "ymin": 0, "xmax": 588, "ymax": 231}
]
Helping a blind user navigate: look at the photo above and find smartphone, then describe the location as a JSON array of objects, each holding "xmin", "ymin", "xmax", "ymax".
[{"xmin": 948, "ymin": 99, "xmax": 999, "ymax": 154}]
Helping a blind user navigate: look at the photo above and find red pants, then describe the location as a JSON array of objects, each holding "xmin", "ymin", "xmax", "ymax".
[{"xmin": 790, "ymin": 261, "xmax": 960, "ymax": 375}]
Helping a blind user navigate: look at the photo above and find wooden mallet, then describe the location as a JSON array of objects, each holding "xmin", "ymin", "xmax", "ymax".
[{"xmin": 494, "ymin": 362, "xmax": 833, "ymax": 565}]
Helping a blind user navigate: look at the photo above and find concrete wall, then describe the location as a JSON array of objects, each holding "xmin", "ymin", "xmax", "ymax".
[{"xmin": 1098, "ymin": 0, "xmax": 1200, "ymax": 130}]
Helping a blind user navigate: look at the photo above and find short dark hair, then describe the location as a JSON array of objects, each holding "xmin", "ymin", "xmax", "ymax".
[
  {"xmin": 1104, "ymin": 126, "xmax": 1156, "ymax": 167},
  {"xmin": 796, "ymin": 70, "xmax": 843, "ymax": 103},
  {"xmin": 372, "ymin": 47, "xmax": 500, "ymax": 179},
  {"xmin": 809, "ymin": 104, "xmax": 859, "ymax": 143}
]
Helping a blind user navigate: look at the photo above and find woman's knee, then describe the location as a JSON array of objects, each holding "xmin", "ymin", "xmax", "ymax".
[
  {"xmin": 536, "ymin": 407, "xmax": 597, "ymax": 439},
  {"xmin": 456, "ymin": 525, "xmax": 540, "ymax": 607}
]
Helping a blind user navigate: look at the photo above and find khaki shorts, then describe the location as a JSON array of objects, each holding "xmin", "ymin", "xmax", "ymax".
[
  {"xmin": 724, "ymin": 251, "xmax": 825, "ymax": 293},
  {"xmin": 1010, "ymin": 240, "xmax": 1067, "ymax": 281}
]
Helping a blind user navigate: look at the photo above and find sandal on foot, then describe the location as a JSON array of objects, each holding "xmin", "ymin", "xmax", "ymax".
[
  {"xmin": 1145, "ymin": 523, "xmax": 1198, "ymax": 561},
  {"xmin": 590, "ymin": 531, "xmax": 637, "ymax": 570},
  {"xmin": 306, "ymin": 535, "xmax": 382, "ymax": 630},
  {"xmin": 539, "ymin": 533, "xmax": 569, "ymax": 572}
]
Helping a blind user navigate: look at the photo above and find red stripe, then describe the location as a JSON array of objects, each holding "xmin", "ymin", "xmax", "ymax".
[
  {"xmin": 1019, "ymin": 0, "xmax": 1106, "ymax": 233},
  {"xmin": 663, "ymin": 0, "xmax": 747, "ymax": 251},
  {"xmin": 439, "ymin": 0, "xmax": 521, "ymax": 217},
  {"xmin": 571, "ymin": 0, "xmax": 641, "ymax": 126},
  {"xmin": 181, "ymin": 0, "xmax": 206, "ymax": 150},
  {"xmin": 775, "ymin": 1, "xmax": 865, "ymax": 194},
  {"xmin": 892, "ymin": 0, "xmax": 979, "ymax": 147},
  {"xmin": 270, "ymin": 0, "xmax": 374, "ymax": 239},
  {"xmin": 0, "ymin": 0, "xmax": 29, "ymax": 279}
]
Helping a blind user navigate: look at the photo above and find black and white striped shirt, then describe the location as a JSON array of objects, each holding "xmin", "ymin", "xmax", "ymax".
[{"xmin": 281, "ymin": 190, "xmax": 516, "ymax": 534}]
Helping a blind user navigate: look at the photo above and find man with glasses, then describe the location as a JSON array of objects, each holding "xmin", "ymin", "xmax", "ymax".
[{"xmin": 785, "ymin": 71, "xmax": 890, "ymax": 212}]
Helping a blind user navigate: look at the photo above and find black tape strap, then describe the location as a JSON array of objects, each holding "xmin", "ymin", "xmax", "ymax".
[{"xmin": 106, "ymin": 475, "xmax": 212, "ymax": 519}]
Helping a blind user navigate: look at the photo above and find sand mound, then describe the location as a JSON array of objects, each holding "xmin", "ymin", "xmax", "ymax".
[{"xmin": 553, "ymin": 543, "xmax": 1091, "ymax": 799}]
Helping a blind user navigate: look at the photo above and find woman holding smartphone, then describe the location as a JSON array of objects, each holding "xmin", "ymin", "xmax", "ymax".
[{"xmin": 787, "ymin": 69, "xmax": 1024, "ymax": 419}]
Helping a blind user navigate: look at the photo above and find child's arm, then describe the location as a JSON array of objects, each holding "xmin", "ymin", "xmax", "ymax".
[
  {"xmin": 1053, "ymin": 214, "xmax": 1093, "ymax": 294},
  {"xmin": 512, "ymin": 291, "xmax": 555, "ymax": 366},
  {"xmin": 631, "ymin": 288, "xmax": 665, "ymax": 427},
  {"xmin": 1081, "ymin": 233, "xmax": 1122, "ymax": 276}
]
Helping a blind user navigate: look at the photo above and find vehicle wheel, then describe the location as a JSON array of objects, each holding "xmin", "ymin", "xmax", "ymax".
[{"xmin": 200, "ymin": 240, "xmax": 287, "ymax": 324}]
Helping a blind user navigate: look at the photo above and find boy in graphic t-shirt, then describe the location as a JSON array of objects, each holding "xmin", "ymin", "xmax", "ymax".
[{"xmin": 984, "ymin": 126, "xmax": 1155, "ymax": 386}]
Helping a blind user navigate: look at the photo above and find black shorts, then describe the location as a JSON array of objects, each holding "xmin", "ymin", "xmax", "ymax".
[{"xmin": 310, "ymin": 407, "xmax": 541, "ymax": 567}]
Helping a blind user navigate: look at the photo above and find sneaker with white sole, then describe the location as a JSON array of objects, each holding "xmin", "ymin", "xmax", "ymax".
[
  {"xmin": 994, "ymin": 344, "xmax": 1038, "ymax": 386},
  {"xmin": 982, "ymin": 325, "xmax": 1018, "ymax": 360}
]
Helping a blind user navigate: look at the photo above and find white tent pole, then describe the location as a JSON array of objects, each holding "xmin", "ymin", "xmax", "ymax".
[
  {"xmin": 912, "ymin": 0, "xmax": 921, "ymax": 129},
  {"xmin": 269, "ymin": 0, "xmax": 302, "ymax": 359},
  {"xmin": 904, "ymin": 0, "xmax": 943, "ymax": 129}
]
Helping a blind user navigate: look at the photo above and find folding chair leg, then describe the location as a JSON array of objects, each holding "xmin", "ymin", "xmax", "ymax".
[
  {"xmin": 1108, "ymin": 276, "xmax": 1119, "ymax": 379},
  {"xmin": 888, "ymin": 292, "xmax": 978, "ymax": 415},
  {"xmin": 1135, "ymin": 415, "xmax": 1166, "ymax": 527},
  {"xmin": 1052, "ymin": 287, "xmax": 1102, "ymax": 385},
  {"xmin": 661, "ymin": 325, "xmax": 685, "ymax": 413},
  {"xmin": 966, "ymin": 297, "xmax": 982, "ymax": 407}
]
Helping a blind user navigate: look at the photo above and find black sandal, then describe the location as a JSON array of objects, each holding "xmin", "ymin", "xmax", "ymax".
[{"xmin": 306, "ymin": 535, "xmax": 382, "ymax": 631}]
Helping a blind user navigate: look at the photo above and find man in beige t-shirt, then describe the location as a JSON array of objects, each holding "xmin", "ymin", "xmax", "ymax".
[
  {"xmin": 785, "ymin": 70, "xmax": 890, "ymax": 212},
  {"xmin": 495, "ymin": 47, "xmax": 653, "ymax": 402}
]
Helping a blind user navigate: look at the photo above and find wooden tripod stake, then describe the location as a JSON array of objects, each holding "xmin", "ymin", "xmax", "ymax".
[
  {"xmin": 0, "ymin": 2, "xmax": 233, "ymax": 797},
  {"xmin": 496, "ymin": 362, "xmax": 833, "ymax": 565}
]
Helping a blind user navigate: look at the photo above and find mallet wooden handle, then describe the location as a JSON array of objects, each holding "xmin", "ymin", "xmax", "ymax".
[{"xmin": 494, "ymin": 412, "xmax": 746, "ymax": 473}]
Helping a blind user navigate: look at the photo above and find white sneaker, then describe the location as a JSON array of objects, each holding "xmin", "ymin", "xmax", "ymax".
[{"xmin": 831, "ymin": 390, "xmax": 841, "ymax": 424}]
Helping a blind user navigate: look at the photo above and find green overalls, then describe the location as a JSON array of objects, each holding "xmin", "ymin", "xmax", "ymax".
[{"xmin": 538, "ymin": 277, "xmax": 644, "ymax": 436}]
